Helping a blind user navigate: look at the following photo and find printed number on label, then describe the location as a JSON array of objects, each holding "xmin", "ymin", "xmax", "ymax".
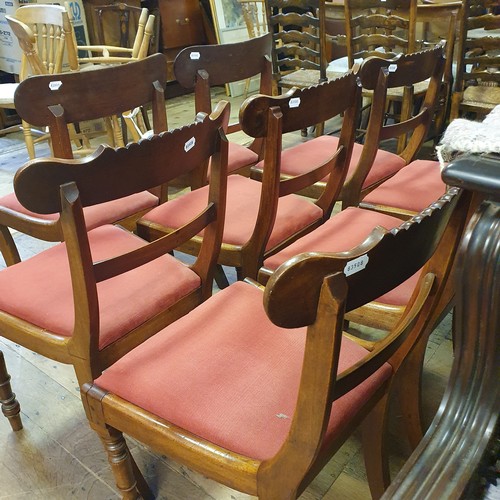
[
  {"xmin": 49, "ymin": 81, "xmax": 63, "ymax": 91},
  {"xmin": 289, "ymin": 97, "xmax": 301, "ymax": 108},
  {"xmin": 184, "ymin": 137, "xmax": 196, "ymax": 152},
  {"xmin": 344, "ymin": 254, "xmax": 369, "ymax": 276},
  {"xmin": 388, "ymin": 64, "xmax": 398, "ymax": 72},
  {"xmin": 190, "ymin": 52, "xmax": 201, "ymax": 60}
]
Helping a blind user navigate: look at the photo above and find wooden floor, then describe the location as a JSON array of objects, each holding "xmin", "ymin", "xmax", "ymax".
[{"xmin": 0, "ymin": 89, "xmax": 454, "ymax": 499}]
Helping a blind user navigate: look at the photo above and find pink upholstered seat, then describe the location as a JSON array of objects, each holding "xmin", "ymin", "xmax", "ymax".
[
  {"xmin": 361, "ymin": 160, "xmax": 446, "ymax": 212},
  {"xmin": 254, "ymin": 135, "xmax": 406, "ymax": 189},
  {"xmin": 264, "ymin": 207, "xmax": 402, "ymax": 271},
  {"xmin": 0, "ymin": 191, "xmax": 158, "ymax": 230},
  {"xmin": 227, "ymin": 142, "xmax": 259, "ymax": 173},
  {"xmin": 262, "ymin": 207, "xmax": 420, "ymax": 306},
  {"xmin": 95, "ymin": 281, "xmax": 392, "ymax": 461},
  {"xmin": 0, "ymin": 224, "xmax": 200, "ymax": 349},
  {"xmin": 142, "ymin": 175, "xmax": 323, "ymax": 251}
]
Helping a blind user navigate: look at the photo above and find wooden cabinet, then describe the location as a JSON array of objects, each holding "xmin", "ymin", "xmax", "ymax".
[{"xmin": 158, "ymin": 0, "xmax": 207, "ymax": 80}]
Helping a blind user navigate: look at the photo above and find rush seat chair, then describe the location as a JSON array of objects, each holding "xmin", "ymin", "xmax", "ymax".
[
  {"xmin": 79, "ymin": 181, "xmax": 462, "ymax": 499},
  {"xmin": 0, "ymin": 102, "xmax": 229, "ymax": 434},
  {"xmin": 0, "ymin": 54, "xmax": 168, "ymax": 268}
]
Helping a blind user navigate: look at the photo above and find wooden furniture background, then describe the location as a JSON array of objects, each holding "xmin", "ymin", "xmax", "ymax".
[
  {"xmin": 159, "ymin": 0, "xmax": 208, "ymax": 81},
  {"xmin": 381, "ymin": 153, "xmax": 500, "ymax": 499}
]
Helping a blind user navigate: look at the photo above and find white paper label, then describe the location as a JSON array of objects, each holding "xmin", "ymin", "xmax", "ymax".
[
  {"xmin": 289, "ymin": 97, "xmax": 301, "ymax": 108},
  {"xmin": 190, "ymin": 51, "xmax": 200, "ymax": 60},
  {"xmin": 388, "ymin": 64, "xmax": 398, "ymax": 73},
  {"xmin": 184, "ymin": 136, "xmax": 196, "ymax": 152},
  {"xmin": 344, "ymin": 254, "xmax": 369, "ymax": 276},
  {"xmin": 49, "ymin": 80, "xmax": 63, "ymax": 90}
]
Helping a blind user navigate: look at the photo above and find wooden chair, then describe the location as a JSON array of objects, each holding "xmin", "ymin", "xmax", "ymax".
[
  {"xmin": 137, "ymin": 71, "xmax": 360, "ymax": 281},
  {"xmin": 173, "ymin": 33, "xmax": 273, "ymax": 184},
  {"xmin": 0, "ymin": 101, "xmax": 229, "ymax": 434},
  {"xmin": 75, "ymin": 7, "xmax": 155, "ymax": 65},
  {"xmin": 449, "ymin": 0, "xmax": 500, "ymax": 120},
  {"xmin": 0, "ymin": 4, "xmax": 79, "ymax": 159},
  {"xmin": 252, "ymin": 45, "xmax": 445, "ymax": 209},
  {"xmin": 382, "ymin": 154, "xmax": 500, "ymax": 499},
  {"xmin": 355, "ymin": 47, "xmax": 451, "ymax": 219},
  {"xmin": 79, "ymin": 181, "xmax": 463, "ymax": 500},
  {"xmin": 264, "ymin": 0, "xmax": 328, "ymax": 94},
  {"xmin": 238, "ymin": 0, "xmax": 268, "ymax": 98},
  {"xmin": 414, "ymin": 2, "xmax": 462, "ymax": 138},
  {"xmin": 0, "ymin": 54, "xmax": 168, "ymax": 267}
]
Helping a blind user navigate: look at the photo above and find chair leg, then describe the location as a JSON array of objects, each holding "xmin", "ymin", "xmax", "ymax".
[
  {"xmin": 0, "ymin": 350, "xmax": 23, "ymax": 431},
  {"xmin": 214, "ymin": 264, "xmax": 230, "ymax": 289},
  {"xmin": 362, "ymin": 392, "xmax": 390, "ymax": 500},
  {"xmin": 99, "ymin": 426, "xmax": 152, "ymax": 499},
  {"xmin": 0, "ymin": 225, "xmax": 21, "ymax": 266},
  {"xmin": 21, "ymin": 120, "xmax": 36, "ymax": 159},
  {"xmin": 397, "ymin": 340, "xmax": 427, "ymax": 450}
]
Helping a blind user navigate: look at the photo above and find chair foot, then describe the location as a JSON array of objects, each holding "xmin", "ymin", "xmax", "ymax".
[
  {"xmin": 100, "ymin": 427, "xmax": 151, "ymax": 499},
  {"xmin": 0, "ymin": 351, "xmax": 23, "ymax": 431}
]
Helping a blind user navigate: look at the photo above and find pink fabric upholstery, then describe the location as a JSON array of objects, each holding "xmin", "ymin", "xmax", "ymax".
[
  {"xmin": 208, "ymin": 142, "xmax": 259, "ymax": 179},
  {"xmin": 142, "ymin": 175, "xmax": 323, "ymax": 251},
  {"xmin": 96, "ymin": 281, "xmax": 392, "ymax": 461},
  {"xmin": 264, "ymin": 207, "xmax": 403, "ymax": 271},
  {"xmin": 0, "ymin": 225, "xmax": 200, "ymax": 349},
  {"xmin": 0, "ymin": 191, "xmax": 158, "ymax": 230},
  {"xmin": 361, "ymin": 160, "xmax": 446, "ymax": 212},
  {"xmin": 227, "ymin": 142, "xmax": 259, "ymax": 173},
  {"xmin": 254, "ymin": 136, "xmax": 406, "ymax": 189},
  {"xmin": 376, "ymin": 271, "xmax": 420, "ymax": 306},
  {"xmin": 263, "ymin": 208, "xmax": 421, "ymax": 306}
]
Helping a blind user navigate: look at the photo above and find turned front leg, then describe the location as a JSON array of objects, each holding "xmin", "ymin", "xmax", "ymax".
[{"xmin": 0, "ymin": 350, "xmax": 22, "ymax": 431}]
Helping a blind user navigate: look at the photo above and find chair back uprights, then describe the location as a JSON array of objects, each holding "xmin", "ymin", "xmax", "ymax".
[{"xmin": 450, "ymin": 0, "xmax": 500, "ymax": 120}]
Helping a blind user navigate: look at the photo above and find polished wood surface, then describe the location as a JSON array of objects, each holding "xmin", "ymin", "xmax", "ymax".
[
  {"xmin": 81, "ymin": 182, "xmax": 464, "ymax": 499},
  {"xmin": 383, "ymin": 153, "xmax": 500, "ymax": 499}
]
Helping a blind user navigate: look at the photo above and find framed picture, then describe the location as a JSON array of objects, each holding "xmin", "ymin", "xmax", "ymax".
[{"xmin": 209, "ymin": 0, "xmax": 267, "ymax": 96}]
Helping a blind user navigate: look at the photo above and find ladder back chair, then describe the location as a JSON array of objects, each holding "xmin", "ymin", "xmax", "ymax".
[
  {"xmin": 137, "ymin": 70, "xmax": 361, "ymax": 281},
  {"xmin": 0, "ymin": 101, "xmax": 229, "ymax": 434},
  {"xmin": 252, "ymin": 45, "xmax": 445, "ymax": 209},
  {"xmin": 173, "ymin": 33, "xmax": 273, "ymax": 184},
  {"xmin": 264, "ymin": 0, "xmax": 328, "ymax": 94},
  {"xmin": 0, "ymin": 54, "xmax": 168, "ymax": 267},
  {"xmin": 450, "ymin": 0, "xmax": 500, "ymax": 120},
  {"xmin": 79, "ymin": 181, "xmax": 463, "ymax": 500},
  {"xmin": 238, "ymin": 0, "xmax": 268, "ymax": 97},
  {"xmin": 1, "ymin": 4, "xmax": 79, "ymax": 159}
]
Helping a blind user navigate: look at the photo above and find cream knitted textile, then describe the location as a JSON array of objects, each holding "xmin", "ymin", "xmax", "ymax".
[{"xmin": 436, "ymin": 105, "xmax": 500, "ymax": 168}]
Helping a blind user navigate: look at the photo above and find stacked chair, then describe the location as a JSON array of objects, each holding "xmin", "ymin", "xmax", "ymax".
[
  {"xmin": 0, "ymin": 55, "xmax": 168, "ymax": 267},
  {"xmin": 0, "ymin": 4, "xmax": 79, "ymax": 159},
  {"xmin": 450, "ymin": 0, "xmax": 500, "ymax": 120}
]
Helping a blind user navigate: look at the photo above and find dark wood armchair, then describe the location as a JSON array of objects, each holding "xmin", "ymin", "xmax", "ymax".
[
  {"xmin": 0, "ymin": 101, "xmax": 229, "ymax": 434},
  {"xmin": 80, "ymin": 176, "xmax": 463, "ymax": 499},
  {"xmin": 0, "ymin": 54, "xmax": 168, "ymax": 267}
]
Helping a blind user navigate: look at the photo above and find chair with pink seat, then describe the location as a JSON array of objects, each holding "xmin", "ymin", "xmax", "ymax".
[
  {"xmin": 0, "ymin": 54, "xmax": 168, "ymax": 267},
  {"xmin": 173, "ymin": 33, "xmax": 274, "ymax": 187},
  {"xmin": 137, "ymin": 70, "xmax": 361, "ymax": 281},
  {"xmin": 79, "ymin": 181, "xmax": 464, "ymax": 499},
  {"xmin": 251, "ymin": 44, "xmax": 446, "ymax": 209},
  {"xmin": 0, "ymin": 102, "xmax": 229, "ymax": 435}
]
